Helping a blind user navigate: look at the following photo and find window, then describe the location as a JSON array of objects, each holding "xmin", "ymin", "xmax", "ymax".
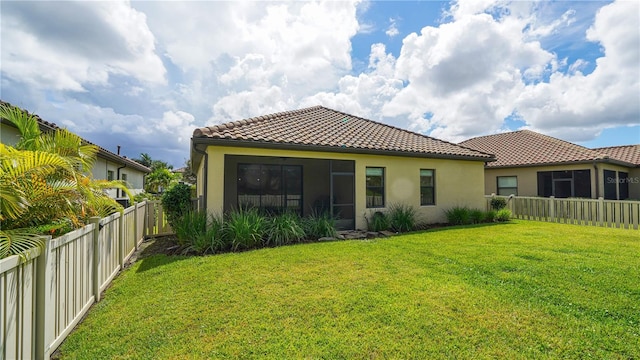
[
  {"xmin": 497, "ymin": 176, "xmax": 517, "ymax": 196},
  {"xmin": 366, "ymin": 167, "xmax": 384, "ymax": 208},
  {"xmin": 420, "ymin": 169, "xmax": 435, "ymax": 205},
  {"xmin": 107, "ymin": 170, "xmax": 114, "ymax": 181},
  {"xmin": 604, "ymin": 170, "xmax": 617, "ymax": 200},
  {"xmin": 237, "ymin": 164, "xmax": 302, "ymax": 214},
  {"xmin": 619, "ymin": 172, "xmax": 629, "ymax": 200},
  {"xmin": 121, "ymin": 173, "xmax": 127, "ymax": 182},
  {"xmin": 537, "ymin": 170, "xmax": 591, "ymax": 198},
  {"xmin": 604, "ymin": 170, "xmax": 630, "ymax": 200}
]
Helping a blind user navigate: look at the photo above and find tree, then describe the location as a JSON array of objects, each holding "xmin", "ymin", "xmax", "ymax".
[
  {"xmin": 0, "ymin": 103, "xmax": 132, "ymax": 258},
  {"xmin": 181, "ymin": 159, "xmax": 197, "ymax": 185},
  {"xmin": 145, "ymin": 167, "xmax": 179, "ymax": 193},
  {"xmin": 134, "ymin": 153, "xmax": 153, "ymax": 168}
]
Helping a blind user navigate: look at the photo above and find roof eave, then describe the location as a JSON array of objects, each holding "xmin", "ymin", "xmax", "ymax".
[
  {"xmin": 486, "ymin": 158, "xmax": 636, "ymax": 169},
  {"xmin": 191, "ymin": 137, "xmax": 495, "ymax": 162}
]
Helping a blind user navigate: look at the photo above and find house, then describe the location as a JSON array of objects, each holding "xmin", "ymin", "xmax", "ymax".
[
  {"xmin": 459, "ymin": 130, "xmax": 639, "ymax": 200},
  {"xmin": 0, "ymin": 101, "xmax": 151, "ymax": 199},
  {"xmin": 191, "ymin": 106, "xmax": 494, "ymax": 229}
]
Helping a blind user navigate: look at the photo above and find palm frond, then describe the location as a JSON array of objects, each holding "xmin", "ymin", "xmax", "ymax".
[
  {"xmin": 0, "ymin": 103, "xmax": 41, "ymax": 150},
  {"xmin": 0, "ymin": 229, "xmax": 45, "ymax": 260}
]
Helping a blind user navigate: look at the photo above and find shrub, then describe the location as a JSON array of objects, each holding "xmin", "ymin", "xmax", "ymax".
[
  {"xmin": 388, "ymin": 204, "xmax": 417, "ymax": 232},
  {"xmin": 172, "ymin": 210, "xmax": 225, "ymax": 253},
  {"xmin": 29, "ymin": 218, "xmax": 74, "ymax": 237},
  {"xmin": 484, "ymin": 210, "xmax": 497, "ymax": 223},
  {"xmin": 161, "ymin": 183, "xmax": 192, "ymax": 229},
  {"xmin": 445, "ymin": 207, "xmax": 472, "ymax": 225},
  {"xmin": 495, "ymin": 208, "xmax": 512, "ymax": 222},
  {"xmin": 490, "ymin": 197, "xmax": 507, "ymax": 210},
  {"xmin": 189, "ymin": 214, "xmax": 225, "ymax": 254},
  {"xmin": 470, "ymin": 209, "xmax": 486, "ymax": 224},
  {"xmin": 303, "ymin": 211, "xmax": 337, "ymax": 240},
  {"xmin": 225, "ymin": 207, "xmax": 265, "ymax": 251},
  {"xmin": 366, "ymin": 211, "xmax": 390, "ymax": 232},
  {"xmin": 264, "ymin": 212, "xmax": 306, "ymax": 246}
]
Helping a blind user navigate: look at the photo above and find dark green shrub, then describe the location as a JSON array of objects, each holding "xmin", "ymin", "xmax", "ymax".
[
  {"xmin": 172, "ymin": 210, "xmax": 225, "ymax": 253},
  {"xmin": 303, "ymin": 211, "xmax": 337, "ymax": 240},
  {"xmin": 29, "ymin": 218, "xmax": 74, "ymax": 237},
  {"xmin": 366, "ymin": 211, "xmax": 390, "ymax": 232},
  {"xmin": 388, "ymin": 204, "xmax": 417, "ymax": 232},
  {"xmin": 495, "ymin": 208, "xmax": 512, "ymax": 222},
  {"xmin": 445, "ymin": 207, "xmax": 472, "ymax": 225},
  {"xmin": 265, "ymin": 212, "xmax": 306, "ymax": 246},
  {"xmin": 484, "ymin": 210, "xmax": 497, "ymax": 223},
  {"xmin": 490, "ymin": 197, "xmax": 507, "ymax": 210},
  {"xmin": 470, "ymin": 209, "xmax": 486, "ymax": 224},
  {"xmin": 189, "ymin": 214, "xmax": 225, "ymax": 254},
  {"xmin": 161, "ymin": 183, "xmax": 192, "ymax": 229},
  {"xmin": 225, "ymin": 207, "xmax": 265, "ymax": 251}
]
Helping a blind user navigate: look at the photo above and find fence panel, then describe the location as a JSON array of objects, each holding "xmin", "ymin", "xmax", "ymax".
[
  {"xmin": 0, "ymin": 248, "xmax": 40, "ymax": 360},
  {"xmin": 98, "ymin": 213, "xmax": 121, "ymax": 293},
  {"xmin": 136, "ymin": 202, "xmax": 146, "ymax": 244},
  {"xmin": 486, "ymin": 195, "xmax": 639, "ymax": 230},
  {"xmin": 122, "ymin": 206, "xmax": 136, "ymax": 261},
  {"xmin": 47, "ymin": 226, "xmax": 95, "ymax": 354},
  {"xmin": 1, "ymin": 200, "xmax": 176, "ymax": 359},
  {"xmin": 147, "ymin": 200, "xmax": 172, "ymax": 236}
]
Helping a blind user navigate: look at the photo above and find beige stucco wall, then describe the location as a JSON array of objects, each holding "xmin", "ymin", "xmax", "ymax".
[
  {"xmin": 1, "ymin": 123, "xmax": 21, "ymax": 146},
  {"xmin": 629, "ymin": 168, "xmax": 640, "ymax": 200},
  {"xmin": 92, "ymin": 157, "xmax": 145, "ymax": 197},
  {"xmin": 200, "ymin": 145, "xmax": 486, "ymax": 229},
  {"xmin": 484, "ymin": 162, "xmax": 636, "ymax": 199}
]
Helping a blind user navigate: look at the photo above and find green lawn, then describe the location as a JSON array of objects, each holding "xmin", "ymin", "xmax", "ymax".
[{"xmin": 57, "ymin": 220, "xmax": 639, "ymax": 359}]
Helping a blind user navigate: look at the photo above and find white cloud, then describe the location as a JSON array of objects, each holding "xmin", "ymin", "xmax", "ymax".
[
  {"xmin": 1, "ymin": 1, "xmax": 165, "ymax": 91},
  {"xmin": 385, "ymin": 18, "xmax": 400, "ymax": 37},
  {"xmin": 515, "ymin": 0, "xmax": 640, "ymax": 140}
]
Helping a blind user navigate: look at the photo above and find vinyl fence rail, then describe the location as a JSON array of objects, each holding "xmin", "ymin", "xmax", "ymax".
[
  {"xmin": 0, "ymin": 200, "xmax": 171, "ymax": 359},
  {"xmin": 485, "ymin": 195, "xmax": 640, "ymax": 230}
]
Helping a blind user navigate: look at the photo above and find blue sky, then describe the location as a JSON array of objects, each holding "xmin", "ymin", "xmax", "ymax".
[{"xmin": 1, "ymin": 0, "xmax": 638, "ymax": 167}]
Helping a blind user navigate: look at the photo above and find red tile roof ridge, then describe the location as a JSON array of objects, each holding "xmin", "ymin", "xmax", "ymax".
[
  {"xmin": 459, "ymin": 129, "xmax": 618, "ymax": 167},
  {"xmin": 193, "ymin": 105, "xmax": 494, "ymax": 159}
]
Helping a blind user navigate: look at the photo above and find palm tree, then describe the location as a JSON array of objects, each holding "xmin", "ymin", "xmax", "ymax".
[{"xmin": 0, "ymin": 103, "xmax": 133, "ymax": 258}]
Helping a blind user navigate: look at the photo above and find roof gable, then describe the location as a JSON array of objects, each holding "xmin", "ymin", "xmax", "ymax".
[
  {"xmin": 459, "ymin": 130, "xmax": 617, "ymax": 168},
  {"xmin": 193, "ymin": 106, "xmax": 493, "ymax": 160}
]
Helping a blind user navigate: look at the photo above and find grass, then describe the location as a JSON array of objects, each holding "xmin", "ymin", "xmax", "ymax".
[{"xmin": 56, "ymin": 220, "xmax": 640, "ymax": 359}]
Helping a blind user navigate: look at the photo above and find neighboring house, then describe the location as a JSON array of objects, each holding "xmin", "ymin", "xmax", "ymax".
[
  {"xmin": 191, "ymin": 106, "xmax": 494, "ymax": 229},
  {"xmin": 594, "ymin": 145, "xmax": 640, "ymax": 200},
  {"xmin": 460, "ymin": 130, "xmax": 639, "ymax": 200},
  {"xmin": 0, "ymin": 101, "xmax": 151, "ymax": 199}
]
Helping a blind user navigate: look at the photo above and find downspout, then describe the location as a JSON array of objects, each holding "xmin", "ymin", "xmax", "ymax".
[
  {"xmin": 593, "ymin": 161, "xmax": 599, "ymax": 198},
  {"xmin": 193, "ymin": 143, "xmax": 208, "ymax": 211},
  {"xmin": 116, "ymin": 164, "xmax": 127, "ymax": 198}
]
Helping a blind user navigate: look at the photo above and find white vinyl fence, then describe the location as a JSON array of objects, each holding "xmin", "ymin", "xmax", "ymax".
[
  {"xmin": 486, "ymin": 195, "xmax": 640, "ymax": 230},
  {"xmin": 0, "ymin": 201, "xmax": 171, "ymax": 359}
]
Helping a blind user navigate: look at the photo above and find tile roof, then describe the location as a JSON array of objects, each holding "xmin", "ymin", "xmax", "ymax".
[
  {"xmin": 594, "ymin": 145, "xmax": 640, "ymax": 166},
  {"xmin": 459, "ymin": 130, "xmax": 625, "ymax": 168},
  {"xmin": 0, "ymin": 100, "xmax": 151, "ymax": 173},
  {"xmin": 193, "ymin": 106, "xmax": 493, "ymax": 160}
]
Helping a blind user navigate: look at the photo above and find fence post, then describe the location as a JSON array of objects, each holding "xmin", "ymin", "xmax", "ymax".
[
  {"xmin": 598, "ymin": 197, "xmax": 604, "ymax": 227},
  {"xmin": 89, "ymin": 216, "xmax": 102, "ymax": 303},
  {"xmin": 549, "ymin": 196, "xmax": 555, "ymax": 222},
  {"xmin": 118, "ymin": 212, "xmax": 125, "ymax": 270},
  {"xmin": 35, "ymin": 236, "xmax": 54, "ymax": 360}
]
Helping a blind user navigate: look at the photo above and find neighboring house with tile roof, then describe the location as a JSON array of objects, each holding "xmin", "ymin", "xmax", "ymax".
[
  {"xmin": 460, "ymin": 130, "xmax": 639, "ymax": 200},
  {"xmin": 1, "ymin": 101, "xmax": 151, "ymax": 200},
  {"xmin": 191, "ymin": 105, "xmax": 495, "ymax": 229}
]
